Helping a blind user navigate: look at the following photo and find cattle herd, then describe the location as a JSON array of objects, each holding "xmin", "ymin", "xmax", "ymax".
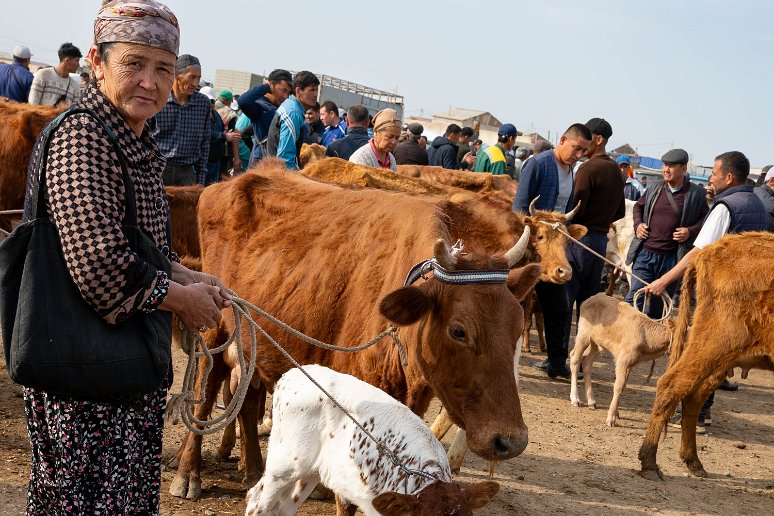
[{"xmin": 0, "ymin": 101, "xmax": 772, "ymax": 515}]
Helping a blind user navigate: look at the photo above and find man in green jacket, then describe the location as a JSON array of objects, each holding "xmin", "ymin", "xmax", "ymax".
[{"xmin": 473, "ymin": 123, "xmax": 520, "ymax": 175}]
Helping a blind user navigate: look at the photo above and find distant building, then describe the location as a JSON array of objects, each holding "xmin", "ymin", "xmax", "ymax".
[{"xmin": 215, "ymin": 69, "xmax": 264, "ymax": 95}]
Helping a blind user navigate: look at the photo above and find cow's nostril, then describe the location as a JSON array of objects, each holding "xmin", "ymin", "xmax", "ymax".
[
  {"xmin": 493, "ymin": 437, "xmax": 510, "ymax": 456},
  {"xmin": 492, "ymin": 434, "xmax": 528, "ymax": 458}
]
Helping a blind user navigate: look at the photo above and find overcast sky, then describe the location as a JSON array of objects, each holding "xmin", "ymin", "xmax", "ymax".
[{"xmin": 3, "ymin": 0, "xmax": 772, "ymax": 166}]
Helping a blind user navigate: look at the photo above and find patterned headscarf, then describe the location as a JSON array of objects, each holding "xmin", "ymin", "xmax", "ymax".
[
  {"xmin": 94, "ymin": 0, "xmax": 180, "ymax": 56},
  {"xmin": 372, "ymin": 108, "xmax": 401, "ymax": 133}
]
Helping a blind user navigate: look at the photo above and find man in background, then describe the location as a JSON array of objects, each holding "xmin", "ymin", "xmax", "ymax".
[{"xmin": 0, "ymin": 45, "xmax": 33, "ymax": 102}]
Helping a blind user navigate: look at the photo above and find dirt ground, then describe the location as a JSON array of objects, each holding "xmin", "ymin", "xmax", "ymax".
[{"xmin": 0, "ymin": 326, "xmax": 772, "ymax": 515}]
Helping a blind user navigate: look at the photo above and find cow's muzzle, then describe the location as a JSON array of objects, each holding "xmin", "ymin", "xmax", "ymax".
[{"xmin": 490, "ymin": 431, "xmax": 529, "ymax": 459}]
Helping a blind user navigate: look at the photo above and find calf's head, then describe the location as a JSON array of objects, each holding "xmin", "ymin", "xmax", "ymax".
[
  {"xmin": 372, "ymin": 480, "xmax": 499, "ymax": 516},
  {"xmin": 524, "ymin": 197, "xmax": 587, "ymax": 284},
  {"xmin": 380, "ymin": 229, "xmax": 541, "ymax": 461}
]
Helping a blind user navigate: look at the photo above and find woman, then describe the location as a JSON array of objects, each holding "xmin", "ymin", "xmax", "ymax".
[
  {"xmin": 349, "ymin": 108, "xmax": 401, "ymax": 171},
  {"xmin": 22, "ymin": 1, "xmax": 230, "ymax": 513}
]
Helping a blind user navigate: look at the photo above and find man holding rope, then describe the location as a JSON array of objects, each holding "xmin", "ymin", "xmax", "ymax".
[
  {"xmin": 646, "ymin": 151, "xmax": 770, "ymax": 432},
  {"xmin": 625, "ymin": 148, "xmax": 708, "ymax": 318}
]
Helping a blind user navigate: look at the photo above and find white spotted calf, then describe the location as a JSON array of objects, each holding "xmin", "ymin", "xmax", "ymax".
[
  {"xmin": 570, "ymin": 293, "xmax": 674, "ymax": 427},
  {"xmin": 245, "ymin": 365, "xmax": 499, "ymax": 515}
]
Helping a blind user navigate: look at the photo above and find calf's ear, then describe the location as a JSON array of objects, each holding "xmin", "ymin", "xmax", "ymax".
[
  {"xmin": 379, "ymin": 286, "xmax": 432, "ymax": 326},
  {"xmin": 507, "ymin": 263, "xmax": 542, "ymax": 301},
  {"xmin": 463, "ymin": 481, "xmax": 500, "ymax": 510},
  {"xmin": 372, "ymin": 491, "xmax": 418, "ymax": 515},
  {"xmin": 567, "ymin": 224, "xmax": 588, "ymax": 240}
]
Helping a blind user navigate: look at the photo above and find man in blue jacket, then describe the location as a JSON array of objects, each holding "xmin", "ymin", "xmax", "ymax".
[
  {"xmin": 266, "ymin": 71, "xmax": 320, "ymax": 170},
  {"xmin": 0, "ymin": 45, "xmax": 33, "ymax": 102},
  {"xmin": 514, "ymin": 123, "xmax": 592, "ymax": 380},
  {"xmin": 238, "ymin": 69, "xmax": 292, "ymax": 164}
]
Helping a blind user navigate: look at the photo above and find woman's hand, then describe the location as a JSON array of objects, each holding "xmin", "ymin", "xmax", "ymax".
[
  {"xmin": 161, "ymin": 282, "xmax": 227, "ymax": 332},
  {"xmin": 190, "ymin": 271, "xmax": 232, "ymax": 308}
]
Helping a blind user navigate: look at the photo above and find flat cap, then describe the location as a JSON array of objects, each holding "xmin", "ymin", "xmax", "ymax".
[
  {"xmin": 176, "ymin": 54, "xmax": 201, "ymax": 71},
  {"xmin": 407, "ymin": 123, "xmax": 424, "ymax": 136},
  {"xmin": 661, "ymin": 148, "xmax": 689, "ymax": 165},
  {"xmin": 586, "ymin": 118, "xmax": 613, "ymax": 139}
]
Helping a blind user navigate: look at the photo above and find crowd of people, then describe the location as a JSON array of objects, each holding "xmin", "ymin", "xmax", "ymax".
[{"xmin": 1, "ymin": 0, "xmax": 774, "ymax": 513}]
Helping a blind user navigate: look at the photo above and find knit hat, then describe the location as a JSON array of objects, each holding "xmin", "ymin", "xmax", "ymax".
[{"xmin": 218, "ymin": 90, "xmax": 233, "ymax": 102}]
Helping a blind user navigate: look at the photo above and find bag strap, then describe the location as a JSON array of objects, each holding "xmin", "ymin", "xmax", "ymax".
[
  {"xmin": 32, "ymin": 107, "xmax": 138, "ymax": 226},
  {"xmin": 663, "ymin": 187, "xmax": 681, "ymax": 217}
]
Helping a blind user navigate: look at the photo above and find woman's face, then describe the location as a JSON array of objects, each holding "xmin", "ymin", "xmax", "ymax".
[
  {"xmin": 89, "ymin": 43, "xmax": 175, "ymax": 134},
  {"xmin": 373, "ymin": 126, "xmax": 401, "ymax": 154}
]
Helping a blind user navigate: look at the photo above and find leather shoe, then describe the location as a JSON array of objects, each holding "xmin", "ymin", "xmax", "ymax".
[
  {"xmin": 547, "ymin": 364, "xmax": 582, "ymax": 380},
  {"xmin": 533, "ymin": 358, "xmax": 550, "ymax": 371},
  {"xmin": 718, "ymin": 379, "xmax": 739, "ymax": 391}
]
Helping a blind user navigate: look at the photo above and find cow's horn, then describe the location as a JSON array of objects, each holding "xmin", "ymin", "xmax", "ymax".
[
  {"xmin": 565, "ymin": 200, "xmax": 582, "ymax": 222},
  {"xmin": 434, "ymin": 239, "xmax": 457, "ymax": 269},
  {"xmin": 505, "ymin": 226, "xmax": 531, "ymax": 268},
  {"xmin": 528, "ymin": 196, "xmax": 540, "ymax": 216}
]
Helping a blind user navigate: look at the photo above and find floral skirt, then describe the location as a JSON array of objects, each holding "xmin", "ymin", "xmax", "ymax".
[{"xmin": 22, "ymin": 385, "xmax": 167, "ymax": 515}]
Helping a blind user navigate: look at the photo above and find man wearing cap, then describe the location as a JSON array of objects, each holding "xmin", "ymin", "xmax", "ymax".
[
  {"xmin": 349, "ymin": 108, "xmax": 401, "ymax": 171},
  {"xmin": 624, "ymin": 148, "xmax": 709, "ymax": 317},
  {"xmin": 200, "ymin": 86, "xmax": 241, "ymax": 185},
  {"xmin": 239, "ymin": 69, "xmax": 293, "ymax": 163},
  {"xmin": 472, "ymin": 123, "xmax": 521, "ymax": 175},
  {"xmin": 0, "ymin": 45, "xmax": 34, "ymax": 102},
  {"xmin": 616, "ymin": 155, "xmax": 643, "ymax": 201},
  {"xmin": 646, "ymin": 151, "xmax": 770, "ymax": 431},
  {"xmin": 150, "ymin": 54, "xmax": 211, "ymax": 185},
  {"xmin": 429, "ymin": 124, "xmax": 473, "ymax": 169},
  {"xmin": 266, "ymin": 71, "xmax": 320, "ymax": 170},
  {"xmin": 754, "ymin": 166, "xmax": 774, "ymax": 230},
  {"xmin": 215, "ymin": 90, "xmax": 241, "ymax": 175},
  {"xmin": 515, "ymin": 123, "xmax": 591, "ymax": 379},
  {"xmin": 320, "ymin": 100, "xmax": 347, "ymax": 147},
  {"xmin": 324, "ymin": 104, "xmax": 370, "ymax": 161},
  {"xmin": 29, "ymin": 42, "xmax": 82, "ymax": 106},
  {"xmin": 393, "ymin": 123, "xmax": 429, "ymax": 165},
  {"xmin": 562, "ymin": 118, "xmax": 626, "ymax": 362}
]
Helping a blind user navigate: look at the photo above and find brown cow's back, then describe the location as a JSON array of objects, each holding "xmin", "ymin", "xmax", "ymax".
[{"xmin": 396, "ymin": 164, "xmax": 517, "ymax": 201}]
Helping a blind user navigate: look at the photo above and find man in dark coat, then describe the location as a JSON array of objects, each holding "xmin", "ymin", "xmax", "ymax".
[
  {"xmin": 428, "ymin": 124, "xmax": 473, "ymax": 169},
  {"xmin": 324, "ymin": 105, "xmax": 370, "ymax": 161},
  {"xmin": 393, "ymin": 123, "xmax": 428, "ymax": 165}
]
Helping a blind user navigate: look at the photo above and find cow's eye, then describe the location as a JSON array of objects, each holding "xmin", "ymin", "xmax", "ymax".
[
  {"xmin": 449, "ymin": 326, "xmax": 466, "ymax": 341},
  {"xmin": 537, "ymin": 233, "xmax": 544, "ymax": 241}
]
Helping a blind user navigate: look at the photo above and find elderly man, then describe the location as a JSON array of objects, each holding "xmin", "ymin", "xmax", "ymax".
[
  {"xmin": 349, "ymin": 108, "xmax": 401, "ymax": 171},
  {"xmin": 754, "ymin": 166, "xmax": 774, "ymax": 229},
  {"xmin": 324, "ymin": 105, "xmax": 370, "ymax": 160},
  {"xmin": 320, "ymin": 100, "xmax": 347, "ymax": 147},
  {"xmin": 239, "ymin": 69, "xmax": 293, "ymax": 163},
  {"xmin": 473, "ymin": 123, "xmax": 521, "ymax": 175},
  {"xmin": 624, "ymin": 148, "xmax": 709, "ymax": 317},
  {"xmin": 266, "ymin": 71, "xmax": 320, "ymax": 170},
  {"xmin": 29, "ymin": 42, "xmax": 82, "ymax": 106},
  {"xmin": 0, "ymin": 45, "xmax": 33, "ymax": 102},
  {"xmin": 393, "ymin": 123, "xmax": 428, "ymax": 165},
  {"xmin": 150, "ymin": 54, "xmax": 210, "ymax": 185}
]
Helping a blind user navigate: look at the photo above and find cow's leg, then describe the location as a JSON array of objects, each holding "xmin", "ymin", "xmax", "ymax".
[
  {"xmin": 605, "ymin": 269, "xmax": 620, "ymax": 297},
  {"xmin": 606, "ymin": 360, "xmax": 632, "ymax": 427},
  {"xmin": 246, "ymin": 473, "xmax": 301, "ymax": 516},
  {"xmin": 679, "ymin": 375, "xmax": 723, "ymax": 477},
  {"xmin": 521, "ymin": 294, "xmax": 534, "ymax": 353},
  {"xmin": 582, "ymin": 345, "xmax": 600, "ymax": 410},
  {"xmin": 170, "ymin": 329, "xmax": 230, "ymax": 500},
  {"xmin": 335, "ymin": 496, "xmax": 358, "ymax": 516},
  {"xmin": 447, "ymin": 428, "xmax": 468, "ymax": 473},
  {"xmin": 238, "ymin": 381, "xmax": 266, "ymax": 486},
  {"xmin": 430, "ymin": 407, "xmax": 454, "ymax": 440},
  {"xmin": 569, "ymin": 332, "xmax": 589, "ymax": 407},
  {"xmin": 536, "ymin": 308, "xmax": 546, "ymax": 352},
  {"xmin": 217, "ymin": 371, "xmax": 237, "ymax": 460}
]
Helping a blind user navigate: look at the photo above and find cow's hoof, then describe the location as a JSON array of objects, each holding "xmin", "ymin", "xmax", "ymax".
[
  {"xmin": 687, "ymin": 465, "xmax": 708, "ymax": 478},
  {"xmin": 570, "ymin": 399, "xmax": 583, "ymax": 408},
  {"xmin": 606, "ymin": 417, "xmax": 617, "ymax": 427},
  {"xmin": 216, "ymin": 447, "xmax": 232, "ymax": 461},
  {"xmin": 242, "ymin": 472, "xmax": 261, "ymax": 488},
  {"xmin": 639, "ymin": 469, "xmax": 663, "ymax": 481},
  {"xmin": 589, "ymin": 402, "xmax": 597, "ymax": 410},
  {"xmin": 257, "ymin": 418, "xmax": 273, "ymax": 436},
  {"xmin": 169, "ymin": 475, "xmax": 202, "ymax": 500},
  {"xmin": 451, "ymin": 468, "xmax": 461, "ymax": 475}
]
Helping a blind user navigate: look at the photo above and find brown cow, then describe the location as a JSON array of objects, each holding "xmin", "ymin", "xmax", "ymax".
[
  {"xmin": 0, "ymin": 101, "xmax": 63, "ymax": 230},
  {"xmin": 169, "ymin": 159, "xmax": 541, "ymax": 500},
  {"xmin": 166, "ymin": 184, "xmax": 205, "ymax": 260},
  {"xmin": 639, "ymin": 232, "xmax": 774, "ymax": 480},
  {"xmin": 299, "ymin": 142, "xmax": 326, "ymax": 168},
  {"xmin": 396, "ymin": 164, "xmax": 517, "ymax": 202}
]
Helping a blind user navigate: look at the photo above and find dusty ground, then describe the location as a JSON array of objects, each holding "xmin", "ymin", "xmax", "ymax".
[{"xmin": 0, "ymin": 327, "xmax": 772, "ymax": 515}]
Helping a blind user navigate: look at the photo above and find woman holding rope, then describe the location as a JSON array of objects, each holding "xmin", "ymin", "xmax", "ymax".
[{"xmin": 19, "ymin": 1, "xmax": 230, "ymax": 513}]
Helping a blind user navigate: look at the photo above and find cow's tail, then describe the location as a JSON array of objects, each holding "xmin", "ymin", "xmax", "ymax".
[{"xmin": 667, "ymin": 262, "xmax": 696, "ymax": 370}]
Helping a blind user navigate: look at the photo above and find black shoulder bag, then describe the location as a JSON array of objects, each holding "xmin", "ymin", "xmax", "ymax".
[{"xmin": 0, "ymin": 108, "xmax": 172, "ymax": 399}]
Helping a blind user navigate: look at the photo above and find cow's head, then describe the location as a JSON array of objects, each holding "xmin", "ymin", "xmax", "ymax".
[
  {"xmin": 379, "ymin": 228, "xmax": 541, "ymax": 461},
  {"xmin": 373, "ymin": 480, "xmax": 499, "ymax": 515},
  {"xmin": 523, "ymin": 196, "xmax": 587, "ymax": 284}
]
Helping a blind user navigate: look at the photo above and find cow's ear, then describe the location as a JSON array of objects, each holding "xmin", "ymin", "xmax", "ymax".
[
  {"xmin": 507, "ymin": 264, "xmax": 542, "ymax": 301},
  {"xmin": 567, "ymin": 224, "xmax": 588, "ymax": 240},
  {"xmin": 463, "ymin": 481, "xmax": 500, "ymax": 510},
  {"xmin": 379, "ymin": 286, "xmax": 432, "ymax": 326},
  {"xmin": 372, "ymin": 491, "xmax": 418, "ymax": 514}
]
